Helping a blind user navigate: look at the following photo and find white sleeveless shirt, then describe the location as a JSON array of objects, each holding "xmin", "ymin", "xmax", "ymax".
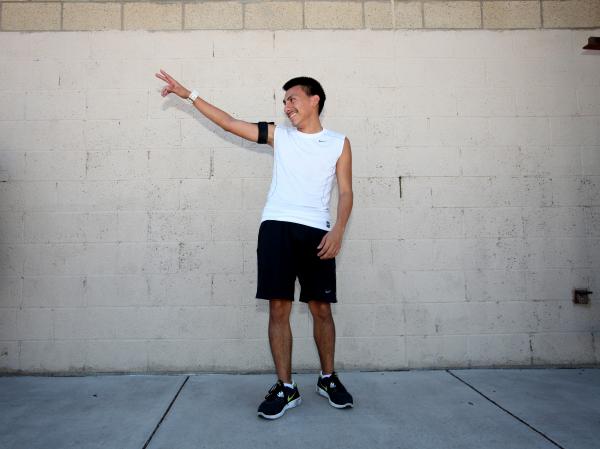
[{"xmin": 261, "ymin": 125, "xmax": 345, "ymax": 231}]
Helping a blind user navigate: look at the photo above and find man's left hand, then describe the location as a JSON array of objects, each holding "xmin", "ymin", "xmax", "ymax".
[{"xmin": 317, "ymin": 227, "xmax": 344, "ymax": 259}]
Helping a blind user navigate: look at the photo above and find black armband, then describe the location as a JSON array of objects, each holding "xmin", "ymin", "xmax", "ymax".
[{"xmin": 256, "ymin": 121, "xmax": 274, "ymax": 144}]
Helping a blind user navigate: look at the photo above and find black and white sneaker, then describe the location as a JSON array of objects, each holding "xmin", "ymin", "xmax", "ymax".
[
  {"xmin": 257, "ymin": 380, "xmax": 302, "ymax": 419},
  {"xmin": 316, "ymin": 372, "xmax": 354, "ymax": 408}
]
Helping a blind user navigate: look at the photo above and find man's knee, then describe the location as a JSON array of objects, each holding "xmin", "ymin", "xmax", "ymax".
[
  {"xmin": 308, "ymin": 301, "xmax": 333, "ymax": 322},
  {"xmin": 269, "ymin": 299, "xmax": 292, "ymax": 322}
]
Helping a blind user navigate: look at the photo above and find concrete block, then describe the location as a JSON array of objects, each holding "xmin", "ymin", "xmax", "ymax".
[
  {"xmin": 336, "ymin": 239, "xmax": 372, "ymax": 272},
  {"xmin": 19, "ymin": 340, "xmax": 86, "ymax": 373},
  {"xmin": 185, "ymin": 1, "xmax": 242, "ymax": 29},
  {"xmin": 373, "ymin": 304, "xmax": 407, "ymax": 336},
  {"xmin": 0, "ymin": 120, "xmax": 86, "ymax": 152},
  {"xmin": 489, "ymin": 117, "xmax": 562, "ymax": 146},
  {"xmin": 467, "ymin": 333, "xmax": 531, "ymax": 366},
  {"xmin": 522, "ymin": 142, "xmax": 577, "ymax": 176},
  {"xmin": 1, "ymin": 2, "xmax": 61, "ymax": 31},
  {"xmin": 335, "ymin": 336, "xmax": 406, "ymax": 369},
  {"xmin": 373, "ymin": 238, "xmax": 463, "ymax": 271},
  {"xmin": 395, "ymin": 86, "xmax": 457, "ymax": 116},
  {"xmin": 0, "ymin": 245, "xmax": 26, "ymax": 277},
  {"xmin": 53, "ymin": 307, "xmax": 118, "ymax": 340},
  {"xmin": 85, "ymin": 119, "xmax": 181, "ymax": 151},
  {"xmin": 557, "ymin": 301, "xmax": 600, "ymax": 332},
  {"xmin": 148, "ymin": 31, "xmax": 214, "ymax": 59},
  {"xmin": 522, "ymin": 207, "xmax": 587, "ymax": 237},
  {"xmin": 148, "ymin": 273, "xmax": 212, "ymax": 306},
  {"xmin": 463, "ymin": 207, "xmax": 524, "ymax": 238},
  {"xmin": 424, "ymin": 1, "xmax": 481, "ymax": 29},
  {"xmin": 178, "ymin": 241, "xmax": 244, "ymax": 274},
  {"xmin": 181, "ymin": 118, "xmax": 242, "ymax": 149},
  {"xmin": 334, "ymin": 304, "xmax": 378, "ymax": 337},
  {"xmin": 526, "ymin": 269, "xmax": 590, "ymax": 301},
  {"xmin": 364, "ymin": 1, "xmax": 393, "ymax": 29},
  {"xmin": 212, "ymin": 146, "xmax": 273, "ymax": 178},
  {"xmin": 393, "ymin": 270, "xmax": 466, "ymax": 302},
  {"xmin": 395, "ymin": 1, "xmax": 423, "ymax": 28},
  {"xmin": 0, "ymin": 213, "xmax": 24, "ymax": 243},
  {"xmin": 24, "ymin": 212, "xmax": 118, "ymax": 244},
  {"xmin": 211, "ymin": 272, "xmax": 256, "ymax": 306},
  {"xmin": 241, "ymin": 179, "xmax": 270, "ymax": 210},
  {"xmin": 147, "ymin": 149, "xmax": 211, "ymax": 180},
  {"xmin": 148, "ymin": 211, "xmax": 212, "ymax": 242},
  {"xmin": 550, "ymin": 117, "xmax": 600, "ymax": 146},
  {"xmin": 516, "ymin": 86, "xmax": 578, "ymax": 116},
  {"xmin": 587, "ymin": 206, "xmax": 600, "ymax": 237},
  {"xmin": 85, "ymin": 150, "xmax": 148, "ymax": 181},
  {"xmin": 456, "ymin": 87, "xmax": 516, "ymax": 117},
  {"xmin": 0, "ymin": 92, "xmax": 25, "ymax": 120},
  {"xmin": 0, "ymin": 152, "xmax": 25, "ymax": 182},
  {"xmin": 115, "ymin": 212, "xmax": 148, "ymax": 243},
  {"xmin": 483, "ymin": 1, "xmax": 541, "ymax": 29},
  {"xmin": 548, "ymin": 176, "xmax": 593, "ymax": 207},
  {"xmin": 84, "ymin": 275, "xmax": 149, "ymax": 307},
  {"xmin": 465, "ymin": 269, "xmax": 526, "ymax": 301},
  {"xmin": 406, "ymin": 335, "xmax": 468, "ymax": 368},
  {"xmin": 86, "ymin": 89, "xmax": 148, "ymax": 120},
  {"xmin": 123, "ymin": 2, "xmax": 182, "ymax": 31},
  {"xmin": 16, "ymin": 308, "xmax": 53, "ymax": 340},
  {"xmin": 242, "ymin": 239, "xmax": 258, "ymax": 273},
  {"xmin": 405, "ymin": 302, "xmax": 470, "ymax": 335},
  {"xmin": 467, "ymin": 301, "xmax": 542, "ymax": 334},
  {"xmin": 0, "ymin": 32, "xmax": 31, "ymax": 59},
  {"xmin": 485, "ymin": 58, "xmax": 546, "ymax": 88},
  {"xmin": 531, "ymin": 332, "xmax": 595, "ymax": 364},
  {"xmin": 180, "ymin": 178, "xmax": 243, "ymax": 210},
  {"xmin": 0, "ymin": 308, "xmax": 17, "ymax": 340},
  {"xmin": 543, "ymin": 0, "xmax": 600, "ymax": 28},
  {"xmin": 524, "ymin": 237, "xmax": 591, "ymax": 269},
  {"xmin": 353, "ymin": 177, "xmax": 401, "ymax": 208},
  {"xmin": 211, "ymin": 209, "xmax": 261, "ymax": 241},
  {"xmin": 460, "ymin": 145, "xmax": 521, "ymax": 177},
  {"xmin": 397, "ymin": 176, "xmax": 434, "ymax": 208},
  {"xmin": 245, "ymin": 1, "xmax": 303, "ymax": 29},
  {"xmin": 0, "ymin": 276, "xmax": 22, "ymax": 308},
  {"xmin": 461, "ymin": 238, "xmax": 527, "ymax": 270},
  {"xmin": 399, "ymin": 207, "xmax": 464, "ymax": 239},
  {"xmin": 0, "ymin": 341, "xmax": 18, "ymax": 371},
  {"xmin": 305, "ymin": 1, "xmax": 363, "ymax": 29},
  {"xmin": 22, "ymin": 276, "xmax": 84, "ymax": 308},
  {"xmin": 23, "ymin": 243, "xmax": 119, "ymax": 276},
  {"xmin": 55, "ymin": 181, "xmax": 117, "ymax": 212},
  {"xmin": 85, "ymin": 340, "xmax": 148, "ymax": 372},
  {"xmin": 21, "ymin": 182, "xmax": 58, "ymax": 212},
  {"xmin": 578, "ymin": 86, "xmax": 600, "ymax": 115},
  {"xmin": 117, "ymin": 179, "xmax": 181, "ymax": 211},
  {"xmin": 23, "ymin": 151, "xmax": 85, "ymax": 182},
  {"xmin": 337, "ymin": 267, "xmax": 397, "ymax": 303},
  {"xmin": 25, "ymin": 91, "xmax": 86, "ymax": 121},
  {"xmin": 116, "ymin": 243, "xmax": 180, "ymax": 275},
  {"xmin": 63, "ymin": 3, "xmax": 122, "ymax": 31},
  {"xmin": 344, "ymin": 207, "xmax": 402, "ymax": 239}
]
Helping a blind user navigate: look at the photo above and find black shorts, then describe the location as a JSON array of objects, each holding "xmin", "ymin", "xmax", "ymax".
[{"xmin": 256, "ymin": 220, "xmax": 337, "ymax": 303}]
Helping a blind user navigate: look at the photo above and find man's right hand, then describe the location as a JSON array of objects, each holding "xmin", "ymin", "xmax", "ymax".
[{"xmin": 155, "ymin": 69, "xmax": 189, "ymax": 99}]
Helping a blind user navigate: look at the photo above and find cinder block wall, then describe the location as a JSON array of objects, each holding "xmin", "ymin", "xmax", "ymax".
[{"xmin": 0, "ymin": 1, "xmax": 599, "ymax": 374}]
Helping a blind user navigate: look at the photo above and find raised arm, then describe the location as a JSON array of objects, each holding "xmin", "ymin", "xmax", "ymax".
[{"xmin": 155, "ymin": 69, "xmax": 275, "ymax": 146}]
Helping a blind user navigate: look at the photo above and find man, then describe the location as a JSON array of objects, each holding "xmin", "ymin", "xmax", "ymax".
[{"xmin": 155, "ymin": 69, "xmax": 354, "ymax": 419}]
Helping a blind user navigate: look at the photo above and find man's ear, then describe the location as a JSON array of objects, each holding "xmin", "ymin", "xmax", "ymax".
[{"xmin": 311, "ymin": 94, "xmax": 320, "ymax": 111}]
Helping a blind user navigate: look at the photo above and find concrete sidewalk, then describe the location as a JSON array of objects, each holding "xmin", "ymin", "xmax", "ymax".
[{"xmin": 1, "ymin": 368, "xmax": 598, "ymax": 449}]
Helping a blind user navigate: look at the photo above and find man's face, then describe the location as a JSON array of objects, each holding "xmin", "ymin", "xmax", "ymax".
[{"xmin": 283, "ymin": 85, "xmax": 318, "ymax": 126}]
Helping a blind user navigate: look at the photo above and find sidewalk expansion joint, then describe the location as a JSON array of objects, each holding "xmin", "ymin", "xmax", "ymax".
[
  {"xmin": 446, "ymin": 370, "xmax": 566, "ymax": 449},
  {"xmin": 141, "ymin": 375, "xmax": 190, "ymax": 449}
]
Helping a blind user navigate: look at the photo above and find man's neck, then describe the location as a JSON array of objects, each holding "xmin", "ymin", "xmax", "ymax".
[{"xmin": 296, "ymin": 117, "xmax": 323, "ymax": 134}]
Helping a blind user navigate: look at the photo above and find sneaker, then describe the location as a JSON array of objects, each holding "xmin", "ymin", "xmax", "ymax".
[
  {"xmin": 257, "ymin": 380, "xmax": 302, "ymax": 419},
  {"xmin": 316, "ymin": 372, "xmax": 354, "ymax": 408}
]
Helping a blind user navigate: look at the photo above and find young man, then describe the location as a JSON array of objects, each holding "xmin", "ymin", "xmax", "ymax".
[{"xmin": 155, "ymin": 69, "xmax": 354, "ymax": 419}]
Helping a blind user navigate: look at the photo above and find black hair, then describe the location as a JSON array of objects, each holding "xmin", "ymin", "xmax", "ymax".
[{"xmin": 282, "ymin": 76, "xmax": 326, "ymax": 115}]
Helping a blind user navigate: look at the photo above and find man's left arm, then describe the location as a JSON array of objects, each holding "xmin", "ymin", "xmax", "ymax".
[{"xmin": 317, "ymin": 137, "xmax": 353, "ymax": 259}]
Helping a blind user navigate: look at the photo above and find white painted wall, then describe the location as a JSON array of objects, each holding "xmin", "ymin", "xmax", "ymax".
[{"xmin": 0, "ymin": 29, "xmax": 599, "ymax": 373}]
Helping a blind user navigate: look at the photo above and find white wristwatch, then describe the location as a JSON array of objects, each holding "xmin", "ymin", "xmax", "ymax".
[{"xmin": 187, "ymin": 89, "xmax": 200, "ymax": 103}]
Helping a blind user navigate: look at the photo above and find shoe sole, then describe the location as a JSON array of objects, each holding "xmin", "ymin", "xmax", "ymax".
[
  {"xmin": 257, "ymin": 397, "xmax": 302, "ymax": 420},
  {"xmin": 316, "ymin": 386, "xmax": 354, "ymax": 409}
]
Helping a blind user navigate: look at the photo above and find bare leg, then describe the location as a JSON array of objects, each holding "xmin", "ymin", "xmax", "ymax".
[
  {"xmin": 268, "ymin": 299, "xmax": 293, "ymax": 383},
  {"xmin": 308, "ymin": 301, "xmax": 335, "ymax": 374}
]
